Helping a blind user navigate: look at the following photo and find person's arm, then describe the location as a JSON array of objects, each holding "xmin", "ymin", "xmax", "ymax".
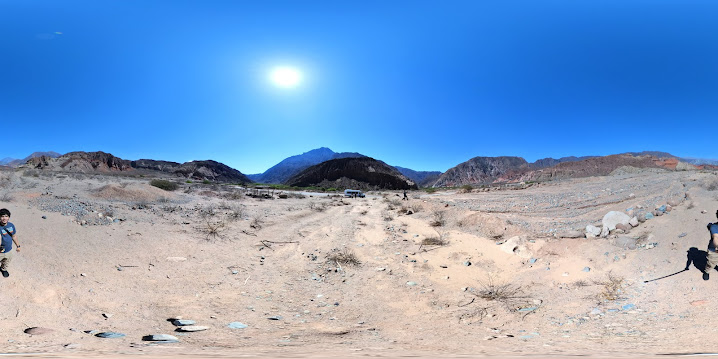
[{"xmin": 11, "ymin": 233, "xmax": 19, "ymax": 252}]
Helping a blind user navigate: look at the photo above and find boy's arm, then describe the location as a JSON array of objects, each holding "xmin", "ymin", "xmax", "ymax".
[{"xmin": 11, "ymin": 233, "xmax": 19, "ymax": 252}]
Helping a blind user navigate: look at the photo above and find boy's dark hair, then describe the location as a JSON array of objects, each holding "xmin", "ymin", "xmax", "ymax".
[{"xmin": 0, "ymin": 208, "xmax": 10, "ymax": 217}]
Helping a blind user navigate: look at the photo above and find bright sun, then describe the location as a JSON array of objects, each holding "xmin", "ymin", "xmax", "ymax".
[{"xmin": 269, "ymin": 66, "xmax": 302, "ymax": 88}]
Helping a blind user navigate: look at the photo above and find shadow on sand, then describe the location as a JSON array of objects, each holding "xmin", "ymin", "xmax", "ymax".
[{"xmin": 644, "ymin": 247, "xmax": 712, "ymax": 283}]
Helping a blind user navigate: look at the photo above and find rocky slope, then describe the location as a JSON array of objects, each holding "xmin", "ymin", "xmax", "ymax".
[
  {"xmin": 433, "ymin": 153, "xmax": 699, "ymax": 187},
  {"xmin": 248, "ymin": 147, "xmax": 366, "ymax": 184},
  {"xmin": 27, "ymin": 151, "xmax": 132, "ymax": 172},
  {"xmin": 394, "ymin": 166, "xmax": 442, "ymax": 188},
  {"xmin": 286, "ymin": 157, "xmax": 418, "ymax": 190},
  {"xmin": 1, "ymin": 151, "xmax": 62, "ymax": 167},
  {"xmin": 432, "ymin": 156, "xmax": 530, "ymax": 187},
  {"xmin": 24, "ymin": 151, "xmax": 252, "ymax": 183}
]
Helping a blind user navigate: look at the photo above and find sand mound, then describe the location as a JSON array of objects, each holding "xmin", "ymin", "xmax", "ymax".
[{"xmin": 92, "ymin": 183, "xmax": 174, "ymax": 202}]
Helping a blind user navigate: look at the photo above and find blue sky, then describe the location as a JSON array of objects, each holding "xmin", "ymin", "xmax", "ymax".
[{"xmin": 2, "ymin": 0, "xmax": 717, "ymax": 173}]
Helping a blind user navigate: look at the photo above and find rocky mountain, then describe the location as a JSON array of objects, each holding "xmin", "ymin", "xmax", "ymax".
[
  {"xmin": 530, "ymin": 156, "xmax": 596, "ymax": 169},
  {"xmin": 1, "ymin": 151, "xmax": 62, "ymax": 167},
  {"xmin": 679, "ymin": 157, "xmax": 718, "ymax": 166},
  {"xmin": 131, "ymin": 159, "xmax": 252, "ymax": 183},
  {"xmin": 23, "ymin": 151, "xmax": 252, "ymax": 183},
  {"xmin": 433, "ymin": 153, "xmax": 697, "ymax": 187},
  {"xmin": 286, "ymin": 157, "xmax": 418, "ymax": 190},
  {"xmin": 248, "ymin": 147, "xmax": 366, "ymax": 184},
  {"xmin": 433, "ymin": 156, "xmax": 530, "ymax": 187},
  {"xmin": 394, "ymin": 166, "xmax": 442, "ymax": 188},
  {"xmin": 27, "ymin": 151, "xmax": 132, "ymax": 172}
]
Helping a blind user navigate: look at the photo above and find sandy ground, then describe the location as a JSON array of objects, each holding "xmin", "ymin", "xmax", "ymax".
[{"xmin": 1, "ymin": 169, "xmax": 718, "ymax": 358}]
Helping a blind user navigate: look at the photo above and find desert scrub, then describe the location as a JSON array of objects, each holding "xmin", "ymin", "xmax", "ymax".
[
  {"xmin": 473, "ymin": 276, "xmax": 530, "ymax": 310},
  {"xmin": 430, "ymin": 210, "xmax": 446, "ymax": 227},
  {"xmin": 327, "ymin": 248, "xmax": 361, "ymax": 266},
  {"xmin": 460, "ymin": 184, "xmax": 473, "ymax": 193},
  {"xmin": 424, "ymin": 187, "xmax": 437, "ymax": 194},
  {"xmin": 150, "ymin": 179, "xmax": 179, "ymax": 191},
  {"xmin": 595, "ymin": 273, "xmax": 625, "ymax": 301},
  {"xmin": 704, "ymin": 176, "xmax": 718, "ymax": 191},
  {"xmin": 0, "ymin": 192, "xmax": 14, "ymax": 202},
  {"xmin": 420, "ymin": 236, "xmax": 448, "ymax": 246}
]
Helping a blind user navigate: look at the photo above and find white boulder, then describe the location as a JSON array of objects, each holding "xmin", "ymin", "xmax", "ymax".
[{"xmin": 600, "ymin": 211, "xmax": 632, "ymax": 237}]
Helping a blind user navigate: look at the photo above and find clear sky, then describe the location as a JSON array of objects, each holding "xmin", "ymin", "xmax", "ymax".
[{"xmin": 2, "ymin": 0, "xmax": 717, "ymax": 173}]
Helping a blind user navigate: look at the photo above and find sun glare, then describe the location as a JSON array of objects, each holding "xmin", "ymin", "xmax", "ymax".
[{"xmin": 269, "ymin": 66, "xmax": 302, "ymax": 88}]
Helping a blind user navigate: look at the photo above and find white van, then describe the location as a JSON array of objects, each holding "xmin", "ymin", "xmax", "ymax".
[{"xmin": 344, "ymin": 189, "xmax": 365, "ymax": 198}]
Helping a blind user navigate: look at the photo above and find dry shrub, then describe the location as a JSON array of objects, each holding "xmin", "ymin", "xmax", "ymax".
[
  {"xmin": 704, "ymin": 177, "xmax": 718, "ymax": 191},
  {"xmin": 309, "ymin": 202, "xmax": 327, "ymax": 212},
  {"xmin": 0, "ymin": 192, "xmax": 14, "ymax": 202},
  {"xmin": 382, "ymin": 211, "xmax": 394, "ymax": 221},
  {"xmin": 250, "ymin": 214, "xmax": 264, "ymax": 230},
  {"xmin": 460, "ymin": 184, "xmax": 473, "ymax": 193},
  {"xmin": 474, "ymin": 276, "xmax": 529, "ymax": 311},
  {"xmin": 421, "ymin": 236, "xmax": 448, "ymax": 246},
  {"xmin": 149, "ymin": 179, "xmax": 179, "ymax": 191},
  {"xmin": 409, "ymin": 203, "xmax": 423, "ymax": 213},
  {"xmin": 595, "ymin": 273, "xmax": 625, "ymax": 301},
  {"xmin": 327, "ymin": 248, "xmax": 361, "ymax": 266},
  {"xmin": 430, "ymin": 210, "xmax": 446, "ymax": 227}
]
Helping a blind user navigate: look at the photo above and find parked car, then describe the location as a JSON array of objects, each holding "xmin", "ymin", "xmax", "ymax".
[{"xmin": 343, "ymin": 189, "xmax": 365, "ymax": 198}]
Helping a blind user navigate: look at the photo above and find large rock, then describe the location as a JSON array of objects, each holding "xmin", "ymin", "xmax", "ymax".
[
  {"xmin": 586, "ymin": 225, "xmax": 602, "ymax": 237},
  {"xmin": 600, "ymin": 211, "xmax": 632, "ymax": 237},
  {"xmin": 560, "ymin": 230, "xmax": 584, "ymax": 239},
  {"xmin": 614, "ymin": 236, "xmax": 638, "ymax": 250}
]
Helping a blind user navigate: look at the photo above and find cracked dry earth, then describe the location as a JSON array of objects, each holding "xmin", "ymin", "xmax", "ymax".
[{"xmin": 0, "ymin": 169, "xmax": 717, "ymax": 359}]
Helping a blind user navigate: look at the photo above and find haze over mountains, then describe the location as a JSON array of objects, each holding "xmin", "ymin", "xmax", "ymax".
[{"xmin": 3, "ymin": 148, "xmax": 718, "ymax": 189}]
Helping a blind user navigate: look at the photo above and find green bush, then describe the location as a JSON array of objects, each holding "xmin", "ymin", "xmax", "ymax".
[{"xmin": 150, "ymin": 179, "xmax": 179, "ymax": 191}]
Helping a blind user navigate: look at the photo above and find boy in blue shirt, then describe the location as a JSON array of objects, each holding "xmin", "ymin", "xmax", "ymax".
[
  {"xmin": 0, "ymin": 208, "xmax": 20, "ymax": 278},
  {"xmin": 704, "ymin": 210, "xmax": 718, "ymax": 280}
]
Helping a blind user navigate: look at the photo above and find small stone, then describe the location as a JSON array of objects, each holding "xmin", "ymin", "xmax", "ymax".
[
  {"xmin": 582, "ymin": 267, "xmax": 591, "ymax": 272},
  {"xmin": 95, "ymin": 332, "xmax": 126, "ymax": 338},
  {"xmin": 231, "ymin": 270, "xmax": 238, "ymax": 275},
  {"xmin": 267, "ymin": 316, "xmax": 282, "ymax": 321},
  {"xmin": 80, "ymin": 273, "xmax": 87, "ymax": 277},
  {"xmin": 175, "ymin": 326, "xmax": 209, "ymax": 332},
  {"xmin": 629, "ymin": 217, "xmax": 639, "ymax": 227},
  {"xmin": 463, "ymin": 261, "xmax": 472, "ymax": 266},
  {"xmin": 228, "ymin": 322, "xmax": 248, "ymax": 329},
  {"xmin": 24, "ymin": 327, "xmax": 54, "ymax": 335},
  {"xmin": 679, "ymin": 233, "xmax": 688, "ymax": 238},
  {"xmin": 406, "ymin": 281, "xmax": 418, "ymax": 286},
  {"xmin": 622, "ymin": 304, "xmax": 636, "ymax": 311},
  {"xmin": 144, "ymin": 334, "xmax": 179, "ymax": 342},
  {"xmin": 102, "ymin": 313, "xmax": 113, "ymax": 319},
  {"xmin": 562, "ymin": 272, "xmax": 569, "ymax": 277},
  {"xmin": 172, "ymin": 319, "xmax": 196, "ymax": 326},
  {"xmin": 41, "ymin": 216, "xmax": 47, "ymax": 219},
  {"xmin": 703, "ymin": 210, "xmax": 708, "ymax": 214}
]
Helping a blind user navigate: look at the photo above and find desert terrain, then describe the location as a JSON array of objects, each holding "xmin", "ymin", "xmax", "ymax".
[{"xmin": 1, "ymin": 168, "xmax": 717, "ymax": 358}]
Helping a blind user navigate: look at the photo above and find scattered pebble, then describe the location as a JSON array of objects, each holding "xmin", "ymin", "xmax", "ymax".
[
  {"xmin": 228, "ymin": 322, "xmax": 248, "ymax": 329},
  {"xmin": 95, "ymin": 332, "xmax": 126, "ymax": 338}
]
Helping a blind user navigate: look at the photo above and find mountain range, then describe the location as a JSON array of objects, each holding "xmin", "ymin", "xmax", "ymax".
[{"xmin": 4, "ymin": 148, "xmax": 718, "ymax": 190}]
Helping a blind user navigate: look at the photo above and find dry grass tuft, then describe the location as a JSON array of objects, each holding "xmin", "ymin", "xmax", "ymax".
[
  {"xmin": 473, "ymin": 276, "xmax": 530, "ymax": 311},
  {"xmin": 430, "ymin": 210, "xmax": 446, "ymax": 227},
  {"xmin": 327, "ymin": 248, "xmax": 361, "ymax": 266},
  {"xmin": 595, "ymin": 273, "xmax": 625, "ymax": 301},
  {"xmin": 421, "ymin": 236, "xmax": 448, "ymax": 246}
]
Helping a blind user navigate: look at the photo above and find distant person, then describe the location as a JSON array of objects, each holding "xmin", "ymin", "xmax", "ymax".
[
  {"xmin": 704, "ymin": 210, "xmax": 718, "ymax": 280},
  {"xmin": 402, "ymin": 190, "xmax": 408, "ymax": 201},
  {"xmin": 0, "ymin": 208, "xmax": 19, "ymax": 278}
]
